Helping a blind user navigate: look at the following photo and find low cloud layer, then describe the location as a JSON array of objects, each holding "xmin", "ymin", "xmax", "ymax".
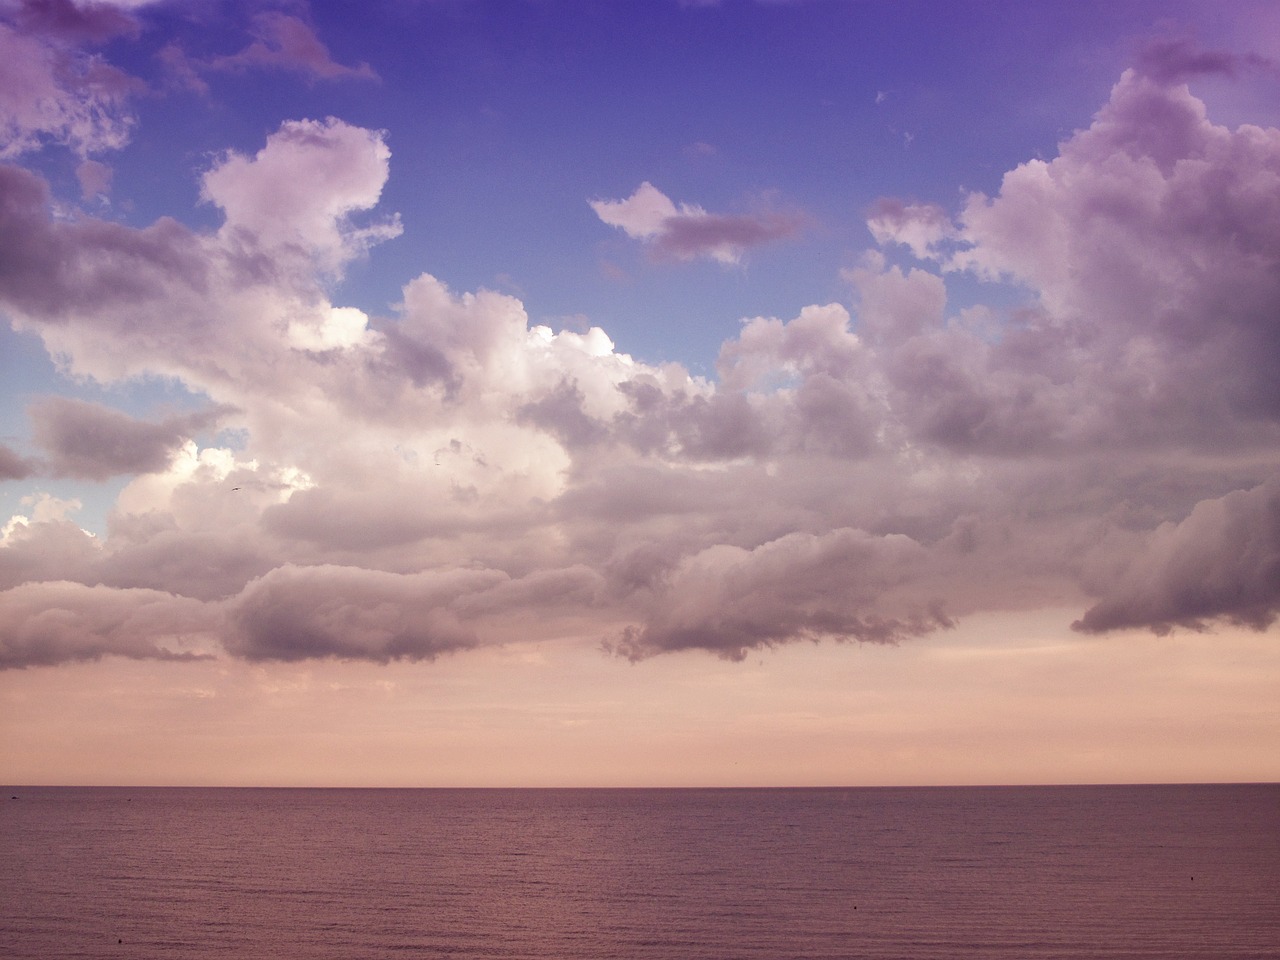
[{"xmin": 1, "ymin": 22, "xmax": 1278, "ymax": 669}]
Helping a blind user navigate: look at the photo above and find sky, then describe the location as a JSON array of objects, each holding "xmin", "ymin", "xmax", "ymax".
[{"xmin": 1, "ymin": 0, "xmax": 1278, "ymax": 787}]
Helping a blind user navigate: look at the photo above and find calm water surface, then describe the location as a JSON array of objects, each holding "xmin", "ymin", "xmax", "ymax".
[{"xmin": 3, "ymin": 785, "xmax": 1277, "ymax": 959}]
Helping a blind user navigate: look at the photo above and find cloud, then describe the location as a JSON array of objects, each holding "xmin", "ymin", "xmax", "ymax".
[
  {"xmin": 201, "ymin": 116, "xmax": 400, "ymax": 273},
  {"xmin": 28, "ymin": 396, "xmax": 229, "ymax": 481},
  {"xmin": 1074, "ymin": 474, "xmax": 1280, "ymax": 635},
  {"xmin": 607, "ymin": 529, "xmax": 954, "ymax": 661},
  {"xmin": 591, "ymin": 181, "xmax": 804, "ymax": 265},
  {"xmin": 1136, "ymin": 37, "xmax": 1275, "ymax": 86},
  {"xmin": 0, "ymin": 442, "xmax": 37, "ymax": 479},
  {"xmin": 869, "ymin": 69, "xmax": 1280, "ymax": 453},
  {"xmin": 0, "ymin": 18, "xmax": 142, "ymax": 158},
  {"xmin": 224, "ymin": 564, "xmax": 496, "ymax": 663},
  {"xmin": 7, "ymin": 0, "xmax": 141, "ymax": 44},
  {"xmin": 3, "ymin": 63, "xmax": 1280, "ymax": 670},
  {"xmin": 865, "ymin": 198, "xmax": 957, "ymax": 260},
  {"xmin": 196, "ymin": 12, "xmax": 377, "ymax": 84},
  {"xmin": 0, "ymin": 580, "xmax": 215, "ymax": 669}
]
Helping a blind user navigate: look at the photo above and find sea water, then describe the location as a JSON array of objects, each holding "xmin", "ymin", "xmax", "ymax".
[{"xmin": 3, "ymin": 785, "xmax": 1277, "ymax": 959}]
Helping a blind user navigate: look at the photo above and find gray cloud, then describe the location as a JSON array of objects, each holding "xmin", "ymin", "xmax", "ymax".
[
  {"xmin": 606, "ymin": 529, "xmax": 955, "ymax": 661},
  {"xmin": 591, "ymin": 181, "xmax": 805, "ymax": 265},
  {"xmin": 29, "ymin": 396, "xmax": 228, "ymax": 481},
  {"xmin": 1074, "ymin": 474, "xmax": 1280, "ymax": 635},
  {"xmin": 0, "ymin": 442, "xmax": 37, "ymax": 480},
  {"xmin": 0, "ymin": 580, "xmax": 214, "ymax": 669},
  {"xmin": 224, "ymin": 564, "xmax": 497, "ymax": 663}
]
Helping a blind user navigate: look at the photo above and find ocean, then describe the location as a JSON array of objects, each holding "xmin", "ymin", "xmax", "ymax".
[{"xmin": 3, "ymin": 784, "xmax": 1277, "ymax": 959}]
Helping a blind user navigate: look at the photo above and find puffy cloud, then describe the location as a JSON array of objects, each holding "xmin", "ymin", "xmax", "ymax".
[
  {"xmin": 3, "ymin": 63, "xmax": 1280, "ymax": 671},
  {"xmin": 865, "ymin": 199, "xmax": 957, "ymax": 261},
  {"xmin": 867, "ymin": 70, "xmax": 1280, "ymax": 453},
  {"xmin": 201, "ymin": 117, "xmax": 400, "ymax": 274},
  {"xmin": 1074, "ymin": 475, "xmax": 1280, "ymax": 635},
  {"xmin": 0, "ymin": 580, "xmax": 215, "ymax": 669},
  {"xmin": 224, "ymin": 564, "xmax": 496, "ymax": 663},
  {"xmin": 607, "ymin": 529, "xmax": 954, "ymax": 661},
  {"xmin": 28, "ymin": 396, "xmax": 230, "ymax": 480},
  {"xmin": 591, "ymin": 181, "xmax": 803, "ymax": 265}
]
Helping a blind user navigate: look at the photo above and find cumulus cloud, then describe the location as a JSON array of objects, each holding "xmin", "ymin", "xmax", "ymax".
[
  {"xmin": 865, "ymin": 198, "xmax": 957, "ymax": 260},
  {"xmin": 3, "ymin": 59, "xmax": 1279, "ymax": 670},
  {"xmin": 0, "ymin": 580, "xmax": 214, "ymax": 669},
  {"xmin": 867, "ymin": 69, "xmax": 1280, "ymax": 453},
  {"xmin": 201, "ymin": 116, "xmax": 400, "ymax": 273},
  {"xmin": 591, "ymin": 181, "xmax": 803, "ymax": 265},
  {"xmin": 1074, "ymin": 475, "xmax": 1280, "ymax": 635},
  {"xmin": 607, "ymin": 529, "xmax": 954, "ymax": 661},
  {"xmin": 224, "ymin": 564, "xmax": 491, "ymax": 663}
]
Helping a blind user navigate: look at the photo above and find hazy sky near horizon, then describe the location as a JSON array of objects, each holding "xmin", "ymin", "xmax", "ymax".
[{"xmin": 1, "ymin": 0, "xmax": 1278, "ymax": 786}]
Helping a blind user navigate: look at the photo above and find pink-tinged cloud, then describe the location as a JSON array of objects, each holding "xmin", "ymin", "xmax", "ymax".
[
  {"xmin": 1136, "ymin": 37, "xmax": 1275, "ymax": 86},
  {"xmin": 3, "ymin": 66, "xmax": 1280, "ymax": 669},
  {"xmin": 202, "ymin": 117, "xmax": 400, "ymax": 273},
  {"xmin": 9, "ymin": 0, "xmax": 140, "ymax": 44},
  {"xmin": 606, "ymin": 529, "xmax": 954, "ymax": 661},
  {"xmin": 0, "ymin": 442, "xmax": 36, "ymax": 480},
  {"xmin": 225, "ymin": 564, "xmax": 497, "ymax": 663},
  {"xmin": 865, "ymin": 198, "xmax": 956, "ymax": 260},
  {"xmin": 205, "ymin": 13, "xmax": 377, "ymax": 83},
  {"xmin": 0, "ymin": 580, "xmax": 215, "ymax": 668},
  {"xmin": 1074, "ymin": 474, "xmax": 1280, "ymax": 635},
  {"xmin": 868, "ymin": 69, "xmax": 1280, "ymax": 452},
  {"xmin": 591, "ymin": 181, "xmax": 804, "ymax": 264},
  {"xmin": 0, "ymin": 19, "xmax": 141, "ymax": 158}
]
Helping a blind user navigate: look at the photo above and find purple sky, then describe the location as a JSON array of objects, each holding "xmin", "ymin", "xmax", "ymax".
[{"xmin": 1, "ymin": 0, "xmax": 1277, "ymax": 786}]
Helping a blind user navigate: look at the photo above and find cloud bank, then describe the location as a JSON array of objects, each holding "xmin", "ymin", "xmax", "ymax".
[{"xmin": 1, "ymin": 30, "xmax": 1278, "ymax": 668}]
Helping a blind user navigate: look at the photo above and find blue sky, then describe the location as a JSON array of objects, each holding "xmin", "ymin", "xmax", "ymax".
[{"xmin": 1, "ymin": 0, "xmax": 1278, "ymax": 786}]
